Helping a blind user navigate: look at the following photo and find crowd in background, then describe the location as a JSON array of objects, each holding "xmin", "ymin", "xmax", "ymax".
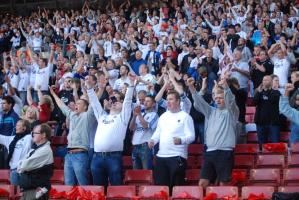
[{"xmin": 0, "ymin": 0, "xmax": 299, "ymax": 198}]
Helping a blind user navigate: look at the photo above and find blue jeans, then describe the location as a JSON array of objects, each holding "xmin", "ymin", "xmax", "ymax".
[
  {"xmin": 10, "ymin": 169, "xmax": 19, "ymax": 186},
  {"xmin": 256, "ymin": 125, "xmax": 280, "ymax": 145},
  {"xmin": 290, "ymin": 122, "xmax": 299, "ymax": 144},
  {"xmin": 132, "ymin": 143, "xmax": 153, "ymax": 170},
  {"xmin": 91, "ymin": 152, "xmax": 122, "ymax": 186},
  {"xmin": 64, "ymin": 152, "xmax": 90, "ymax": 186},
  {"xmin": 207, "ymin": 72, "xmax": 217, "ymax": 94}
]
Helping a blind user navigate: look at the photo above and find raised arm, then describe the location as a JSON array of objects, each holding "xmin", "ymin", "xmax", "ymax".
[
  {"xmin": 279, "ymin": 84, "xmax": 299, "ymax": 125},
  {"xmin": 27, "ymin": 85, "xmax": 34, "ymax": 105},
  {"xmin": 49, "ymin": 86, "xmax": 70, "ymax": 117},
  {"xmin": 120, "ymin": 73, "xmax": 136, "ymax": 124}
]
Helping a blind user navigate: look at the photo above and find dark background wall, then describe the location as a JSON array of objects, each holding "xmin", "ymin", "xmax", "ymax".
[{"xmin": 0, "ymin": 0, "xmax": 153, "ymax": 15}]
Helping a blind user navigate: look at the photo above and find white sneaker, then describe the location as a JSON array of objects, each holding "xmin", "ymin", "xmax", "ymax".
[{"xmin": 35, "ymin": 187, "xmax": 48, "ymax": 199}]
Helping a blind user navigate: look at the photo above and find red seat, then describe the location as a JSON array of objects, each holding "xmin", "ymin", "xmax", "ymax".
[
  {"xmin": 51, "ymin": 136, "xmax": 67, "ymax": 146},
  {"xmin": 172, "ymin": 186, "xmax": 203, "ymax": 200},
  {"xmin": 278, "ymin": 186, "xmax": 299, "ymax": 193},
  {"xmin": 139, "ymin": 186, "xmax": 169, "ymax": 200},
  {"xmin": 124, "ymin": 170, "xmax": 153, "ymax": 185},
  {"xmin": 122, "ymin": 156, "xmax": 133, "ymax": 169},
  {"xmin": 262, "ymin": 143, "xmax": 288, "ymax": 155},
  {"xmin": 247, "ymin": 132, "xmax": 258, "ymax": 143},
  {"xmin": 256, "ymin": 155, "xmax": 285, "ymax": 168},
  {"xmin": 49, "ymin": 185, "xmax": 73, "ymax": 200},
  {"xmin": 234, "ymin": 155, "xmax": 255, "ymax": 169},
  {"xmin": 50, "ymin": 170, "xmax": 64, "ymax": 185},
  {"xmin": 235, "ymin": 144, "xmax": 259, "ymax": 155},
  {"xmin": 246, "ymin": 107, "xmax": 256, "ymax": 115},
  {"xmin": 79, "ymin": 185, "xmax": 104, "ymax": 194},
  {"xmin": 245, "ymin": 115, "xmax": 254, "ymax": 123},
  {"xmin": 287, "ymin": 154, "xmax": 299, "ymax": 168},
  {"xmin": 241, "ymin": 186, "xmax": 274, "ymax": 199},
  {"xmin": 206, "ymin": 186, "xmax": 238, "ymax": 199},
  {"xmin": 249, "ymin": 168, "xmax": 280, "ymax": 186},
  {"xmin": 246, "ymin": 97, "xmax": 254, "ymax": 106},
  {"xmin": 280, "ymin": 131, "xmax": 290, "ymax": 143},
  {"xmin": 187, "ymin": 156, "xmax": 202, "ymax": 169},
  {"xmin": 291, "ymin": 143, "xmax": 299, "ymax": 154},
  {"xmin": 54, "ymin": 157, "xmax": 64, "ymax": 169},
  {"xmin": 185, "ymin": 169, "xmax": 200, "ymax": 185},
  {"xmin": 107, "ymin": 186, "xmax": 136, "ymax": 200},
  {"xmin": 283, "ymin": 168, "xmax": 299, "ymax": 186},
  {"xmin": 187, "ymin": 144, "xmax": 204, "ymax": 156},
  {"xmin": 0, "ymin": 185, "xmax": 14, "ymax": 199},
  {"xmin": 0, "ymin": 170, "xmax": 10, "ymax": 184}
]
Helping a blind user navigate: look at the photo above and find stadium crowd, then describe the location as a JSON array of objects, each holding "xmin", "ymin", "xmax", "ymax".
[{"xmin": 0, "ymin": 0, "xmax": 299, "ymax": 198}]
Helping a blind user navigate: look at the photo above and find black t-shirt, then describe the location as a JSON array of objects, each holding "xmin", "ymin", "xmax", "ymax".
[{"xmin": 250, "ymin": 59, "xmax": 274, "ymax": 89}]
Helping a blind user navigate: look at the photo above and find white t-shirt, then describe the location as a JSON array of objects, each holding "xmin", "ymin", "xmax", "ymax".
[
  {"xmin": 107, "ymin": 69, "xmax": 119, "ymax": 87},
  {"xmin": 113, "ymin": 76, "xmax": 130, "ymax": 92},
  {"xmin": 151, "ymin": 110, "xmax": 195, "ymax": 159},
  {"xmin": 18, "ymin": 69, "xmax": 30, "ymax": 91},
  {"xmin": 230, "ymin": 61, "xmax": 250, "ymax": 89},
  {"xmin": 271, "ymin": 56, "xmax": 290, "ymax": 88},
  {"xmin": 34, "ymin": 62, "xmax": 53, "ymax": 91},
  {"xmin": 135, "ymin": 73, "xmax": 156, "ymax": 93}
]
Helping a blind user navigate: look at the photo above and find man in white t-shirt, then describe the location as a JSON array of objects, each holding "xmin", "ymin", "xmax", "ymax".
[
  {"xmin": 268, "ymin": 42, "xmax": 290, "ymax": 92},
  {"xmin": 148, "ymin": 90, "xmax": 195, "ymax": 190},
  {"xmin": 86, "ymin": 73, "xmax": 135, "ymax": 186},
  {"xmin": 113, "ymin": 65, "xmax": 130, "ymax": 92},
  {"xmin": 129, "ymin": 95, "xmax": 158, "ymax": 170}
]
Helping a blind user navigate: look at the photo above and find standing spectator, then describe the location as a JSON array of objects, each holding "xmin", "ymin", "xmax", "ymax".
[
  {"xmin": 17, "ymin": 123, "xmax": 53, "ymax": 200},
  {"xmin": 0, "ymin": 96, "xmax": 20, "ymax": 169},
  {"xmin": 253, "ymin": 75, "xmax": 281, "ymax": 146},
  {"xmin": 49, "ymin": 84, "xmax": 95, "ymax": 186},
  {"xmin": 86, "ymin": 73, "xmax": 135, "ymax": 186},
  {"xmin": 0, "ymin": 119, "xmax": 31, "ymax": 186},
  {"xmin": 148, "ymin": 90, "xmax": 195, "ymax": 190},
  {"xmin": 129, "ymin": 95, "xmax": 158, "ymax": 169},
  {"xmin": 131, "ymin": 50, "xmax": 147, "ymax": 75},
  {"xmin": 189, "ymin": 76, "xmax": 239, "ymax": 188}
]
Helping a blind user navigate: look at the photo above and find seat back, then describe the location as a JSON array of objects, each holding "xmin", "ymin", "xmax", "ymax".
[
  {"xmin": 241, "ymin": 186, "xmax": 274, "ymax": 199},
  {"xmin": 107, "ymin": 186, "xmax": 136, "ymax": 199},
  {"xmin": 172, "ymin": 186, "xmax": 203, "ymax": 200},
  {"xmin": 283, "ymin": 168, "xmax": 299, "ymax": 185},
  {"xmin": 249, "ymin": 168, "xmax": 280, "ymax": 186},
  {"xmin": 256, "ymin": 155, "xmax": 285, "ymax": 168},
  {"xmin": 50, "ymin": 170, "xmax": 64, "ymax": 185},
  {"xmin": 139, "ymin": 186, "xmax": 169, "ymax": 200},
  {"xmin": 124, "ymin": 170, "xmax": 153, "ymax": 185},
  {"xmin": 206, "ymin": 186, "xmax": 238, "ymax": 198}
]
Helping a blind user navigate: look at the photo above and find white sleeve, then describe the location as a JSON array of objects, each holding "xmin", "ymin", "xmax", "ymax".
[
  {"xmin": 0, "ymin": 135, "xmax": 14, "ymax": 150},
  {"xmin": 87, "ymin": 88, "xmax": 105, "ymax": 121},
  {"xmin": 180, "ymin": 115, "xmax": 195, "ymax": 145},
  {"xmin": 120, "ymin": 86, "xmax": 134, "ymax": 124}
]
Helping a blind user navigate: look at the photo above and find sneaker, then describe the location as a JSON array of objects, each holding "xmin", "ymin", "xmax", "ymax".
[{"xmin": 35, "ymin": 187, "xmax": 48, "ymax": 199}]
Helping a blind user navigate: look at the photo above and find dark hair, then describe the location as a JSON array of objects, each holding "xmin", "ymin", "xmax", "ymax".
[
  {"xmin": 2, "ymin": 96, "xmax": 15, "ymax": 107},
  {"xmin": 19, "ymin": 119, "xmax": 31, "ymax": 133},
  {"xmin": 78, "ymin": 99, "xmax": 89, "ymax": 110},
  {"xmin": 39, "ymin": 123, "xmax": 52, "ymax": 141},
  {"xmin": 146, "ymin": 95, "xmax": 156, "ymax": 102}
]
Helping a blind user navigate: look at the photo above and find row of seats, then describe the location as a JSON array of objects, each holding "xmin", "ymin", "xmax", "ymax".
[{"xmin": 1, "ymin": 185, "xmax": 297, "ymax": 200}]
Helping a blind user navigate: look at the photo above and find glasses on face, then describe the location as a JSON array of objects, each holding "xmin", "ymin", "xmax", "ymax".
[{"xmin": 32, "ymin": 131, "xmax": 42, "ymax": 135}]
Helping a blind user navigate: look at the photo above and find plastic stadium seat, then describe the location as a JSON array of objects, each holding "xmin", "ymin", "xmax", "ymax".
[
  {"xmin": 107, "ymin": 186, "xmax": 136, "ymax": 200},
  {"xmin": 280, "ymin": 131, "xmax": 290, "ymax": 143},
  {"xmin": 50, "ymin": 170, "xmax": 64, "ymax": 185},
  {"xmin": 234, "ymin": 155, "xmax": 255, "ymax": 169},
  {"xmin": 262, "ymin": 143, "xmax": 288, "ymax": 155},
  {"xmin": 49, "ymin": 185, "xmax": 73, "ymax": 200},
  {"xmin": 241, "ymin": 186, "xmax": 274, "ymax": 200},
  {"xmin": 54, "ymin": 157, "xmax": 64, "ymax": 169},
  {"xmin": 206, "ymin": 186, "xmax": 238, "ymax": 199},
  {"xmin": 185, "ymin": 169, "xmax": 200, "ymax": 185},
  {"xmin": 188, "ymin": 144, "xmax": 204, "ymax": 156},
  {"xmin": 245, "ymin": 115, "xmax": 254, "ymax": 123},
  {"xmin": 287, "ymin": 154, "xmax": 299, "ymax": 168},
  {"xmin": 291, "ymin": 143, "xmax": 299, "ymax": 154},
  {"xmin": 51, "ymin": 136, "xmax": 67, "ymax": 146},
  {"xmin": 187, "ymin": 156, "xmax": 202, "ymax": 169},
  {"xmin": 124, "ymin": 170, "xmax": 153, "ymax": 185},
  {"xmin": 247, "ymin": 132, "xmax": 258, "ymax": 143},
  {"xmin": 278, "ymin": 186, "xmax": 299, "ymax": 193},
  {"xmin": 246, "ymin": 97, "xmax": 254, "ymax": 106},
  {"xmin": 283, "ymin": 168, "xmax": 299, "ymax": 186},
  {"xmin": 0, "ymin": 170, "xmax": 10, "ymax": 184},
  {"xmin": 79, "ymin": 185, "xmax": 104, "ymax": 194},
  {"xmin": 235, "ymin": 144, "xmax": 259, "ymax": 155},
  {"xmin": 249, "ymin": 168, "xmax": 280, "ymax": 186},
  {"xmin": 139, "ymin": 186, "xmax": 169, "ymax": 200},
  {"xmin": 122, "ymin": 156, "xmax": 133, "ymax": 169},
  {"xmin": 256, "ymin": 155, "xmax": 285, "ymax": 168},
  {"xmin": 172, "ymin": 186, "xmax": 203, "ymax": 200},
  {"xmin": 0, "ymin": 185, "xmax": 14, "ymax": 199},
  {"xmin": 246, "ymin": 107, "xmax": 256, "ymax": 115}
]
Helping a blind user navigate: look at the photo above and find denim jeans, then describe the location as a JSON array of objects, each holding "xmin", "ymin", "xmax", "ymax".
[
  {"xmin": 64, "ymin": 152, "xmax": 90, "ymax": 186},
  {"xmin": 256, "ymin": 125, "xmax": 280, "ymax": 146},
  {"xmin": 207, "ymin": 72, "xmax": 217, "ymax": 94},
  {"xmin": 290, "ymin": 122, "xmax": 299, "ymax": 144},
  {"xmin": 10, "ymin": 169, "xmax": 20, "ymax": 186},
  {"xmin": 91, "ymin": 152, "xmax": 122, "ymax": 186},
  {"xmin": 132, "ymin": 143, "xmax": 153, "ymax": 170}
]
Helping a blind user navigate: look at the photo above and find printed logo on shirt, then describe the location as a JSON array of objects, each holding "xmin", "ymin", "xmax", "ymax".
[
  {"xmin": 178, "ymin": 120, "xmax": 181, "ymax": 123},
  {"xmin": 102, "ymin": 119, "xmax": 115, "ymax": 124},
  {"xmin": 262, "ymin": 95, "xmax": 268, "ymax": 100}
]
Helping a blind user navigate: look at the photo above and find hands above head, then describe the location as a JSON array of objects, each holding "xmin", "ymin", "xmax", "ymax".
[
  {"xmin": 128, "ymin": 72, "xmax": 137, "ymax": 86},
  {"xmin": 284, "ymin": 83, "xmax": 294, "ymax": 97}
]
